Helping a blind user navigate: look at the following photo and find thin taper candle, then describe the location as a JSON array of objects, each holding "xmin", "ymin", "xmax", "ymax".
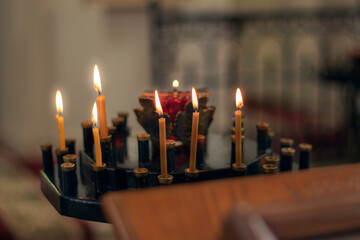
[
  {"xmin": 93, "ymin": 64, "xmax": 109, "ymax": 138},
  {"xmin": 189, "ymin": 87, "xmax": 199, "ymax": 172},
  {"xmin": 235, "ymin": 88, "xmax": 243, "ymax": 166},
  {"xmin": 92, "ymin": 102, "xmax": 102, "ymax": 166},
  {"xmin": 155, "ymin": 90, "xmax": 168, "ymax": 178},
  {"xmin": 55, "ymin": 90, "xmax": 66, "ymax": 151}
]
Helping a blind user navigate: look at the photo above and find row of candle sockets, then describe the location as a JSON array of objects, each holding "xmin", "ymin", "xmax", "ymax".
[
  {"xmin": 41, "ymin": 117, "xmax": 311, "ymax": 196},
  {"xmin": 41, "ymin": 112, "xmax": 129, "ymax": 198},
  {"xmin": 255, "ymin": 121, "xmax": 313, "ymax": 174}
]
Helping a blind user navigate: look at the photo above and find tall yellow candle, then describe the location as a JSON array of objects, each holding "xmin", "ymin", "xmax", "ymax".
[
  {"xmin": 92, "ymin": 102, "xmax": 102, "ymax": 166},
  {"xmin": 93, "ymin": 64, "xmax": 109, "ymax": 138},
  {"xmin": 189, "ymin": 87, "xmax": 199, "ymax": 172},
  {"xmin": 235, "ymin": 88, "xmax": 243, "ymax": 166},
  {"xmin": 155, "ymin": 90, "xmax": 168, "ymax": 178},
  {"xmin": 55, "ymin": 90, "xmax": 66, "ymax": 151}
]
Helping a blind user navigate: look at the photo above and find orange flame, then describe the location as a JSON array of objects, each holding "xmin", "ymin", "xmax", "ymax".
[
  {"xmin": 92, "ymin": 102, "xmax": 98, "ymax": 125},
  {"xmin": 93, "ymin": 64, "xmax": 102, "ymax": 93},
  {"xmin": 192, "ymin": 87, "xmax": 198, "ymax": 110},
  {"xmin": 172, "ymin": 80, "xmax": 179, "ymax": 89},
  {"xmin": 56, "ymin": 90, "xmax": 63, "ymax": 114},
  {"xmin": 236, "ymin": 88, "xmax": 243, "ymax": 109},
  {"xmin": 154, "ymin": 90, "xmax": 163, "ymax": 116}
]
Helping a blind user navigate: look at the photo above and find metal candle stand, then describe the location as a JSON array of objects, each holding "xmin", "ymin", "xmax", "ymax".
[{"xmin": 40, "ymin": 117, "xmax": 312, "ymax": 222}]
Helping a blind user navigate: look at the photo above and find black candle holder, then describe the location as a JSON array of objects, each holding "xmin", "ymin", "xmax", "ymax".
[
  {"xmin": 92, "ymin": 163, "xmax": 107, "ymax": 198},
  {"xmin": 280, "ymin": 147, "xmax": 296, "ymax": 172},
  {"xmin": 65, "ymin": 138, "xmax": 76, "ymax": 154},
  {"xmin": 166, "ymin": 140, "xmax": 176, "ymax": 173},
  {"xmin": 100, "ymin": 135, "xmax": 114, "ymax": 167},
  {"xmin": 256, "ymin": 122, "xmax": 269, "ymax": 154},
  {"xmin": 39, "ymin": 104, "xmax": 320, "ymax": 224},
  {"xmin": 133, "ymin": 168, "xmax": 148, "ymax": 188},
  {"xmin": 41, "ymin": 143, "xmax": 54, "ymax": 181},
  {"xmin": 81, "ymin": 121, "xmax": 94, "ymax": 157},
  {"xmin": 299, "ymin": 143, "xmax": 312, "ymax": 169},
  {"xmin": 61, "ymin": 162, "xmax": 77, "ymax": 196},
  {"xmin": 137, "ymin": 133, "xmax": 150, "ymax": 168}
]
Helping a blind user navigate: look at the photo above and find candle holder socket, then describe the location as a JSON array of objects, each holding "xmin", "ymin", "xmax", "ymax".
[
  {"xmin": 232, "ymin": 163, "xmax": 247, "ymax": 172},
  {"xmin": 157, "ymin": 174, "xmax": 173, "ymax": 185},
  {"xmin": 184, "ymin": 168, "xmax": 200, "ymax": 178}
]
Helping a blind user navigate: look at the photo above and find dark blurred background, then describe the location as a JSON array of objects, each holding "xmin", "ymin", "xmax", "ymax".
[{"xmin": 0, "ymin": 0, "xmax": 359, "ymax": 239}]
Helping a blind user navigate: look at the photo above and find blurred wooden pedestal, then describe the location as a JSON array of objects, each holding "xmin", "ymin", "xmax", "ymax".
[{"xmin": 102, "ymin": 164, "xmax": 360, "ymax": 240}]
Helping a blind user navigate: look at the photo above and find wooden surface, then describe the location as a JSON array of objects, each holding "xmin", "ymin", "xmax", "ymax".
[{"xmin": 102, "ymin": 163, "xmax": 360, "ymax": 240}]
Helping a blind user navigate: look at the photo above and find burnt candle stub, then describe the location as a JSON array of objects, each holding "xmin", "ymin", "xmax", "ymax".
[
  {"xmin": 81, "ymin": 121, "xmax": 94, "ymax": 157},
  {"xmin": 256, "ymin": 122, "xmax": 269, "ymax": 154},
  {"xmin": 61, "ymin": 162, "xmax": 77, "ymax": 196},
  {"xmin": 280, "ymin": 147, "xmax": 295, "ymax": 172},
  {"xmin": 299, "ymin": 143, "xmax": 312, "ymax": 170},
  {"xmin": 41, "ymin": 143, "xmax": 54, "ymax": 178},
  {"xmin": 65, "ymin": 138, "xmax": 76, "ymax": 154},
  {"xmin": 137, "ymin": 133, "xmax": 150, "ymax": 168}
]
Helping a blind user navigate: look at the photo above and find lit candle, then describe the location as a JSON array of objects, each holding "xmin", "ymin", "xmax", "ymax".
[
  {"xmin": 235, "ymin": 88, "xmax": 243, "ymax": 167},
  {"xmin": 55, "ymin": 90, "xmax": 66, "ymax": 151},
  {"xmin": 172, "ymin": 80, "xmax": 179, "ymax": 92},
  {"xmin": 172, "ymin": 80, "xmax": 179, "ymax": 98},
  {"xmin": 93, "ymin": 64, "xmax": 109, "ymax": 138},
  {"xmin": 189, "ymin": 87, "xmax": 199, "ymax": 172},
  {"xmin": 155, "ymin": 90, "xmax": 168, "ymax": 178},
  {"xmin": 92, "ymin": 102, "xmax": 102, "ymax": 166}
]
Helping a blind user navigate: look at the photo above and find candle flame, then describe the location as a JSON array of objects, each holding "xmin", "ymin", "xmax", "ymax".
[
  {"xmin": 56, "ymin": 90, "xmax": 63, "ymax": 114},
  {"xmin": 93, "ymin": 64, "xmax": 102, "ymax": 93},
  {"xmin": 154, "ymin": 90, "xmax": 163, "ymax": 116},
  {"xmin": 236, "ymin": 88, "xmax": 243, "ymax": 109},
  {"xmin": 192, "ymin": 87, "xmax": 198, "ymax": 111},
  {"xmin": 172, "ymin": 80, "xmax": 179, "ymax": 88},
  {"xmin": 92, "ymin": 102, "xmax": 98, "ymax": 125}
]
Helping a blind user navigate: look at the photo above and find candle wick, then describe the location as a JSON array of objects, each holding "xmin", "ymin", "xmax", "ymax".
[{"xmin": 98, "ymin": 91, "xmax": 101, "ymax": 96}]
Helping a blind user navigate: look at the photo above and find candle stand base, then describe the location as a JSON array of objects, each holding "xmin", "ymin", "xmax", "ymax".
[{"xmin": 40, "ymin": 133, "xmax": 272, "ymax": 223}]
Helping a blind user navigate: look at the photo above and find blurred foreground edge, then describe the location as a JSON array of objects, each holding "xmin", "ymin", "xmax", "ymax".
[{"xmin": 102, "ymin": 164, "xmax": 360, "ymax": 240}]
